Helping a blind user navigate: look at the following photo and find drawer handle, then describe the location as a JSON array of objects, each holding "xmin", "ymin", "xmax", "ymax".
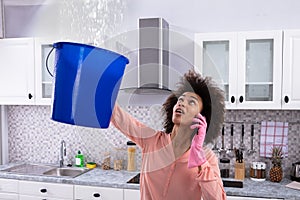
[
  {"xmin": 40, "ymin": 188, "xmax": 47, "ymax": 193},
  {"xmin": 284, "ymin": 96, "xmax": 289, "ymax": 103},
  {"xmin": 93, "ymin": 193, "xmax": 101, "ymax": 197}
]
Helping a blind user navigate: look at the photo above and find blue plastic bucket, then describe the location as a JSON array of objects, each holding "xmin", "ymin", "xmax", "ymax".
[{"xmin": 51, "ymin": 42, "xmax": 129, "ymax": 128}]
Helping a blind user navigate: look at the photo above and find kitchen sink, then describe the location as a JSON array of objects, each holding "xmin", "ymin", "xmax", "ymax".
[
  {"xmin": 1, "ymin": 163, "xmax": 55, "ymax": 175},
  {"xmin": 1, "ymin": 163, "xmax": 91, "ymax": 178},
  {"xmin": 43, "ymin": 167, "xmax": 90, "ymax": 178}
]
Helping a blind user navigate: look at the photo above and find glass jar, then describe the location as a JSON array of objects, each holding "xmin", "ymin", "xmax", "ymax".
[
  {"xmin": 113, "ymin": 148, "xmax": 125, "ymax": 171},
  {"xmin": 127, "ymin": 141, "xmax": 136, "ymax": 171},
  {"xmin": 100, "ymin": 152, "xmax": 111, "ymax": 170},
  {"xmin": 250, "ymin": 162, "xmax": 257, "ymax": 178},
  {"xmin": 261, "ymin": 162, "xmax": 266, "ymax": 179},
  {"xmin": 256, "ymin": 163, "xmax": 262, "ymax": 179},
  {"xmin": 219, "ymin": 157, "xmax": 230, "ymax": 178}
]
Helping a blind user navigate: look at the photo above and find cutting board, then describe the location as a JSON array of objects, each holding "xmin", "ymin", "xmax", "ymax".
[{"xmin": 286, "ymin": 181, "xmax": 300, "ymax": 190}]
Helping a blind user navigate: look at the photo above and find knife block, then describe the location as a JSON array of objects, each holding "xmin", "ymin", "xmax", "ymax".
[{"xmin": 235, "ymin": 161, "xmax": 245, "ymax": 180}]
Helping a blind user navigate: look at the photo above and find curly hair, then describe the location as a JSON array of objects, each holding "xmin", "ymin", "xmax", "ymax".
[{"xmin": 162, "ymin": 69, "xmax": 225, "ymax": 144}]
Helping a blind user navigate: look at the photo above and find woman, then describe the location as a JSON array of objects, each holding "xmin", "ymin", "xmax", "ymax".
[{"xmin": 111, "ymin": 70, "xmax": 226, "ymax": 200}]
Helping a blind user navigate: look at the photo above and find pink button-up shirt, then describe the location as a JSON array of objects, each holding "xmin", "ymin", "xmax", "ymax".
[{"xmin": 111, "ymin": 105, "xmax": 226, "ymax": 200}]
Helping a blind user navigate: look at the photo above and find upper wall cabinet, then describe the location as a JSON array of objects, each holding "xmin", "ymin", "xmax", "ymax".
[
  {"xmin": 34, "ymin": 37, "xmax": 56, "ymax": 105},
  {"xmin": 0, "ymin": 38, "xmax": 35, "ymax": 105},
  {"xmin": 282, "ymin": 30, "xmax": 300, "ymax": 109},
  {"xmin": 195, "ymin": 31, "xmax": 283, "ymax": 110}
]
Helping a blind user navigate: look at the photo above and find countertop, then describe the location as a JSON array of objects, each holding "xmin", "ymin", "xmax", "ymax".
[{"xmin": 0, "ymin": 163, "xmax": 300, "ymax": 199}]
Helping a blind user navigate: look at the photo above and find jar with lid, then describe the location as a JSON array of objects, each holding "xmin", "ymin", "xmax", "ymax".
[
  {"xmin": 219, "ymin": 157, "xmax": 230, "ymax": 178},
  {"xmin": 256, "ymin": 163, "xmax": 262, "ymax": 179},
  {"xmin": 250, "ymin": 162, "xmax": 257, "ymax": 178},
  {"xmin": 127, "ymin": 141, "xmax": 136, "ymax": 171},
  {"xmin": 261, "ymin": 162, "xmax": 266, "ymax": 179}
]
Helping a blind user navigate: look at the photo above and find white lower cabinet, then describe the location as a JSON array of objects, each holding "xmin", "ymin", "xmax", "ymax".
[
  {"xmin": 19, "ymin": 180, "xmax": 73, "ymax": 200},
  {"xmin": 74, "ymin": 185, "xmax": 123, "ymax": 200},
  {"xmin": 123, "ymin": 189, "xmax": 140, "ymax": 200},
  {"xmin": 0, "ymin": 178, "xmax": 18, "ymax": 200},
  {"xmin": 227, "ymin": 196, "xmax": 283, "ymax": 200},
  {"xmin": 19, "ymin": 195, "xmax": 70, "ymax": 200},
  {"xmin": 0, "ymin": 193, "xmax": 18, "ymax": 200}
]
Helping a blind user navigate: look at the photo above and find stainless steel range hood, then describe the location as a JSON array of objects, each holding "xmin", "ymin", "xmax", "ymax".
[{"xmin": 122, "ymin": 17, "xmax": 171, "ymax": 95}]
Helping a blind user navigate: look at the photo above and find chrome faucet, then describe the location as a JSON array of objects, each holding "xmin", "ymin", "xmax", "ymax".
[{"xmin": 59, "ymin": 140, "xmax": 66, "ymax": 167}]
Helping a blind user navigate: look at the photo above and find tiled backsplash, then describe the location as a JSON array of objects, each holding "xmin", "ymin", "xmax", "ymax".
[{"xmin": 6, "ymin": 105, "xmax": 300, "ymax": 178}]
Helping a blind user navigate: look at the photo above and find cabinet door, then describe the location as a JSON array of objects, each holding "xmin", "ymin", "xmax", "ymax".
[
  {"xmin": 227, "ymin": 196, "xmax": 283, "ymax": 200},
  {"xmin": 282, "ymin": 30, "xmax": 300, "ymax": 109},
  {"xmin": 19, "ymin": 180, "xmax": 73, "ymax": 200},
  {"xmin": 237, "ymin": 31, "xmax": 282, "ymax": 109},
  {"xmin": 195, "ymin": 31, "xmax": 282, "ymax": 110},
  {"xmin": 0, "ymin": 178, "xmax": 18, "ymax": 193},
  {"xmin": 0, "ymin": 193, "xmax": 18, "ymax": 200},
  {"xmin": 0, "ymin": 38, "xmax": 35, "ymax": 105},
  {"xmin": 34, "ymin": 37, "xmax": 56, "ymax": 105},
  {"xmin": 74, "ymin": 185, "xmax": 123, "ymax": 200},
  {"xmin": 0, "ymin": 179, "xmax": 18, "ymax": 200},
  {"xmin": 194, "ymin": 32, "xmax": 238, "ymax": 109},
  {"xmin": 19, "ymin": 194, "xmax": 70, "ymax": 200},
  {"xmin": 124, "ymin": 189, "xmax": 140, "ymax": 200}
]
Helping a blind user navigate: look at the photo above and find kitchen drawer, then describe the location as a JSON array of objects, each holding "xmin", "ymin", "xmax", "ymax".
[
  {"xmin": 227, "ymin": 196, "xmax": 283, "ymax": 200},
  {"xmin": 124, "ymin": 189, "xmax": 140, "ymax": 200},
  {"xmin": 0, "ymin": 192, "xmax": 18, "ymax": 200},
  {"xmin": 0, "ymin": 178, "xmax": 18, "ymax": 193},
  {"xmin": 19, "ymin": 180, "xmax": 73, "ymax": 199},
  {"xmin": 74, "ymin": 185, "xmax": 123, "ymax": 200},
  {"xmin": 19, "ymin": 194, "xmax": 70, "ymax": 200}
]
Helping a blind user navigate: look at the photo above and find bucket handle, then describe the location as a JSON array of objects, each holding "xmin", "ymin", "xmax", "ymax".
[{"xmin": 46, "ymin": 45, "xmax": 55, "ymax": 77}]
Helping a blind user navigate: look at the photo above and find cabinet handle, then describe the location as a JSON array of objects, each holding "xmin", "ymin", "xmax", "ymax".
[
  {"xmin": 239, "ymin": 96, "xmax": 244, "ymax": 103},
  {"xmin": 230, "ymin": 96, "xmax": 235, "ymax": 103},
  {"xmin": 284, "ymin": 96, "xmax": 289, "ymax": 103},
  {"xmin": 40, "ymin": 188, "xmax": 47, "ymax": 193},
  {"xmin": 93, "ymin": 193, "xmax": 101, "ymax": 197},
  {"xmin": 28, "ymin": 93, "xmax": 33, "ymax": 99}
]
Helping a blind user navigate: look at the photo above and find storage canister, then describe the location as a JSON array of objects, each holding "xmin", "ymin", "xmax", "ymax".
[
  {"xmin": 127, "ymin": 141, "xmax": 136, "ymax": 171},
  {"xmin": 219, "ymin": 157, "xmax": 230, "ymax": 178}
]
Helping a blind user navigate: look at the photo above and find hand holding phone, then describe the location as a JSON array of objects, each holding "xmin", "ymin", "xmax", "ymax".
[{"xmin": 188, "ymin": 113, "xmax": 207, "ymax": 169}]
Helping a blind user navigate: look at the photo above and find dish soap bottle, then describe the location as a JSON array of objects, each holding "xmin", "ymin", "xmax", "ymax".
[{"xmin": 75, "ymin": 150, "xmax": 84, "ymax": 167}]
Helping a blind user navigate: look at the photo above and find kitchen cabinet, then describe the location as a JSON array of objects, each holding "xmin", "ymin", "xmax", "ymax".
[
  {"xmin": 227, "ymin": 196, "xmax": 282, "ymax": 200},
  {"xmin": 0, "ymin": 0, "xmax": 3, "ymax": 38},
  {"xmin": 34, "ymin": 37, "xmax": 57, "ymax": 105},
  {"xmin": 123, "ymin": 189, "xmax": 140, "ymax": 200},
  {"xmin": 282, "ymin": 30, "xmax": 300, "ymax": 109},
  {"xmin": 195, "ymin": 31, "xmax": 282, "ymax": 109},
  {"xmin": 74, "ymin": 185, "xmax": 123, "ymax": 200},
  {"xmin": 0, "ymin": 38, "xmax": 35, "ymax": 105},
  {"xmin": 19, "ymin": 180, "xmax": 73, "ymax": 200},
  {"xmin": 0, "ymin": 178, "xmax": 18, "ymax": 200}
]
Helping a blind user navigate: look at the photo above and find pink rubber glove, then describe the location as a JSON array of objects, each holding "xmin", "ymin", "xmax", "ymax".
[{"xmin": 188, "ymin": 113, "xmax": 207, "ymax": 168}]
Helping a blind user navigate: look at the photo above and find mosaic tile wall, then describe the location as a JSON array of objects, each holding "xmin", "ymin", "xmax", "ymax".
[{"xmin": 6, "ymin": 105, "xmax": 300, "ymax": 178}]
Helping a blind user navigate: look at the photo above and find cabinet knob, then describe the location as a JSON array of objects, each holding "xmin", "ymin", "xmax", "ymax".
[
  {"xmin": 40, "ymin": 188, "xmax": 47, "ymax": 193},
  {"xmin": 239, "ymin": 96, "xmax": 244, "ymax": 103},
  {"xmin": 284, "ymin": 96, "xmax": 289, "ymax": 103},
  {"xmin": 28, "ymin": 93, "xmax": 33, "ymax": 99},
  {"xmin": 230, "ymin": 96, "xmax": 235, "ymax": 103},
  {"xmin": 93, "ymin": 193, "xmax": 101, "ymax": 198}
]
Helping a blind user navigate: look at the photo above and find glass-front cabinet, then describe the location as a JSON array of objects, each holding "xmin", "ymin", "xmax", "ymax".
[
  {"xmin": 195, "ymin": 31, "xmax": 282, "ymax": 109},
  {"xmin": 34, "ymin": 38, "xmax": 56, "ymax": 105}
]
